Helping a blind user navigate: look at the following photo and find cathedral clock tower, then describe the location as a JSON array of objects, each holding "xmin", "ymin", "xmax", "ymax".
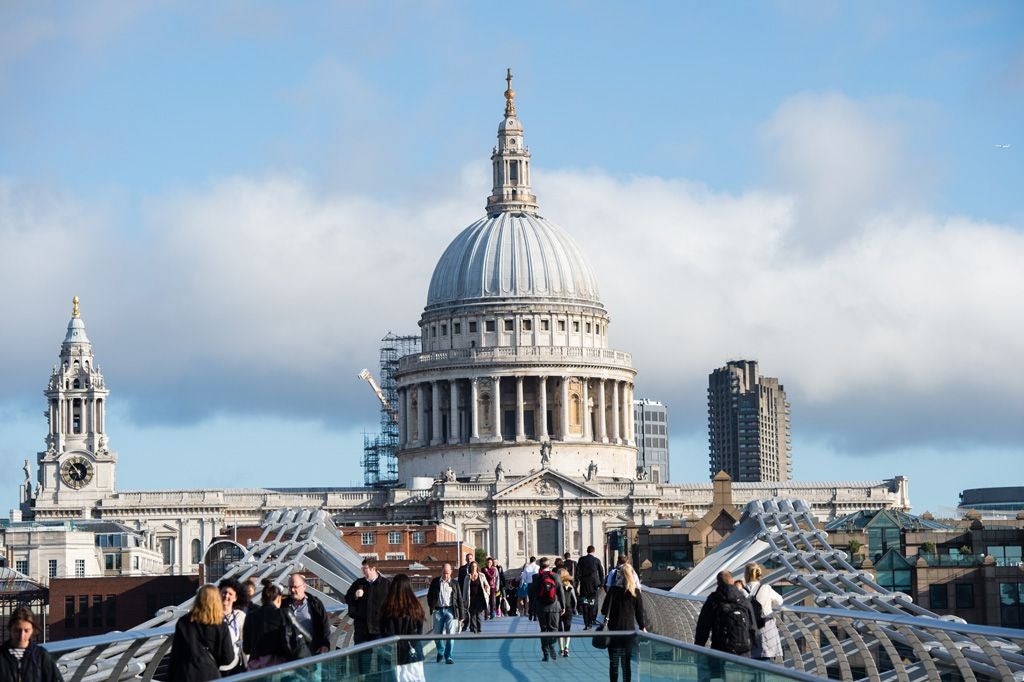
[{"xmin": 30, "ymin": 297, "xmax": 118, "ymax": 518}]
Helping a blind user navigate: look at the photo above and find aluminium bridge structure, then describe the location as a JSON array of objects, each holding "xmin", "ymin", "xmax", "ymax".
[{"xmin": 40, "ymin": 502, "xmax": 1024, "ymax": 681}]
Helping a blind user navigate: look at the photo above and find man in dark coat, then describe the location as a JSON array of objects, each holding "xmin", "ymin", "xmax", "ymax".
[
  {"xmin": 530, "ymin": 557, "xmax": 566, "ymax": 661},
  {"xmin": 561, "ymin": 551, "xmax": 576, "ymax": 578},
  {"xmin": 457, "ymin": 552, "xmax": 474, "ymax": 587},
  {"xmin": 574, "ymin": 545, "xmax": 605, "ymax": 629},
  {"xmin": 694, "ymin": 570, "xmax": 758, "ymax": 656},
  {"xmin": 284, "ymin": 572, "xmax": 332, "ymax": 654},
  {"xmin": 344, "ymin": 557, "xmax": 391, "ymax": 644}
]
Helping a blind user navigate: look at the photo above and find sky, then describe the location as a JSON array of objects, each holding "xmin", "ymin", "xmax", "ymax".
[{"xmin": 1, "ymin": 2, "xmax": 1022, "ymax": 517}]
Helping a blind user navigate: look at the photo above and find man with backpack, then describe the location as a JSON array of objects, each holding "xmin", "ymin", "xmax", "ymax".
[
  {"xmin": 694, "ymin": 570, "xmax": 757, "ymax": 660},
  {"xmin": 529, "ymin": 557, "xmax": 566, "ymax": 661}
]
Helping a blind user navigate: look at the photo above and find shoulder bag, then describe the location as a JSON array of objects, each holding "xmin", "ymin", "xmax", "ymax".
[{"xmin": 592, "ymin": 593, "xmax": 616, "ymax": 649}]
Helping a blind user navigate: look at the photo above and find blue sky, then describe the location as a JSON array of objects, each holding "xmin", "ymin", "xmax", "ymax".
[{"xmin": 1, "ymin": 2, "xmax": 1022, "ymax": 516}]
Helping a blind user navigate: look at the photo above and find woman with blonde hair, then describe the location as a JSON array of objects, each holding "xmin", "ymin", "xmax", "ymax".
[
  {"xmin": 168, "ymin": 584, "xmax": 235, "ymax": 681},
  {"xmin": 556, "ymin": 568, "xmax": 577, "ymax": 657},
  {"xmin": 599, "ymin": 563, "xmax": 646, "ymax": 682},
  {"xmin": 744, "ymin": 562, "xmax": 784, "ymax": 661}
]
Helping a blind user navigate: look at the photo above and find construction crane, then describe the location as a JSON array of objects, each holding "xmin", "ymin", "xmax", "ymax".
[{"xmin": 358, "ymin": 369, "xmax": 398, "ymax": 424}]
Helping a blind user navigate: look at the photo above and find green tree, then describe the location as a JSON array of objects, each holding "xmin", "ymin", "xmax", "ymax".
[
  {"xmin": 847, "ymin": 538, "xmax": 862, "ymax": 556},
  {"xmin": 919, "ymin": 541, "xmax": 936, "ymax": 555},
  {"xmin": 475, "ymin": 547, "xmax": 488, "ymax": 566}
]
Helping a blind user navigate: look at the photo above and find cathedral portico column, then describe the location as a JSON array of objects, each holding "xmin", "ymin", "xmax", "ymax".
[
  {"xmin": 417, "ymin": 383, "xmax": 428, "ymax": 447},
  {"xmin": 404, "ymin": 387, "xmax": 414, "ymax": 447},
  {"xmin": 470, "ymin": 378, "xmax": 480, "ymax": 442},
  {"xmin": 624, "ymin": 383, "xmax": 634, "ymax": 445},
  {"xmin": 491, "ymin": 375, "xmax": 502, "ymax": 442},
  {"xmin": 538, "ymin": 376, "xmax": 549, "ymax": 440},
  {"xmin": 515, "ymin": 376, "xmax": 525, "ymax": 442},
  {"xmin": 448, "ymin": 380, "xmax": 459, "ymax": 444},
  {"xmin": 560, "ymin": 377, "xmax": 570, "ymax": 440},
  {"xmin": 597, "ymin": 380, "xmax": 608, "ymax": 443},
  {"xmin": 582, "ymin": 379, "xmax": 591, "ymax": 441},
  {"xmin": 431, "ymin": 381, "xmax": 443, "ymax": 446},
  {"xmin": 611, "ymin": 379, "xmax": 620, "ymax": 443},
  {"xmin": 397, "ymin": 388, "xmax": 407, "ymax": 447}
]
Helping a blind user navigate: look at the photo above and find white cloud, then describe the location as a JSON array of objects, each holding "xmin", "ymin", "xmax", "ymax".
[
  {"xmin": 759, "ymin": 92, "xmax": 938, "ymax": 251},
  {"xmin": 0, "ymin": 92, "xmax": 1020, "ymax": 457}
]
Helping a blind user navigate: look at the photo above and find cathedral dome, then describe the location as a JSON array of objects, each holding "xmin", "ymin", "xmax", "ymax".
[{"xmin": 426, "ymin": 211, "xmax": 602, "ymax": 310}]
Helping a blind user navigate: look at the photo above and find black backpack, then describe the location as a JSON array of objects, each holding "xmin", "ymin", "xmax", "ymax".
[
  {"xmin": 750, "ymin": 584, "xmax": 769, "ymax": 628},
  {"xmin": 536, "ymin": 571, "xmax": 558, "ymax": 605},
  {"xmin": 712, "ymin": 593, "xmax": 752, "ymax": 654}
]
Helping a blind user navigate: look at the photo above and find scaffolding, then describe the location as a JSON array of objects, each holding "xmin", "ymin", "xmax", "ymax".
[{"xmin": 361, "ymin": 332, "xmax": 420, "ymax": 487}]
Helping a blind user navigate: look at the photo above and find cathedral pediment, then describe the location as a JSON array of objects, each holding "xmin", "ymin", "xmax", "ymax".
[{"xmin": 492, "ymin": 468, "xmax": 603, "ymax": 500}]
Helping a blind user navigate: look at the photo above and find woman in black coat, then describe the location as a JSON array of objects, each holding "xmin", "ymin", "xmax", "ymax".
[
  {"xmin": 380, "ymin": 574, "xmax": 426, "ymax": 668},
  {"xmin": 243, "ymin": 580, "xmax": 300, "ymax": 669},
  {"xmin": 599, "ymin": 564, "xmax": 646, "ymax": 682},
  {"xmin": 168, "ymin": 585, "xmax": 235, "ymax": 681},
  {"xmin": 0, "ymin": 607, "xmax": 63, "ymax": 682}
]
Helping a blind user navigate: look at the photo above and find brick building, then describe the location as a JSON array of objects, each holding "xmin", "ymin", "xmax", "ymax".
[{"xmin": 47, "ymin": 575, "xmax": 198, "ymax": 640}]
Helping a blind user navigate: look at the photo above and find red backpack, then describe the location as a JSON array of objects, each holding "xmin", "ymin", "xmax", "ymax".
[{"xmin": 537, "ymin": 571, "xmax": 558, "ymax": 605}]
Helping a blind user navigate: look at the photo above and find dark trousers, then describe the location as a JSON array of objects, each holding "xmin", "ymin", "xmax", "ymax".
[
  {"xmin": 354, "ymin": 632, "xmax": 386, "ymax": 681},
  {"xmin": 608, "ymin": 637, "xmax": 635, "ymax": 682},
  {"xmin": 467, "ymin": 609, "xmax": 483, "ymax": 633},
  {"xmin": 537, "ymin": 610, "xmax": 559, "ymax": 657},
  {"xmin": 579, "ymin": 594, "xmax": 599, "ymax": 628}
]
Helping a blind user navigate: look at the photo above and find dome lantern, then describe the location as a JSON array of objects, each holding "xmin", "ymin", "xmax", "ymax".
[{"xmin": 486, "ymin": 69, "xmax": 539, "ymax": 217}]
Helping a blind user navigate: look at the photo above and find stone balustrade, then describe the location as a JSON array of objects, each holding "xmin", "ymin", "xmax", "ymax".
[{"xmin": 398, "ymin": 345, "xmax": 632, "ymax": 371}]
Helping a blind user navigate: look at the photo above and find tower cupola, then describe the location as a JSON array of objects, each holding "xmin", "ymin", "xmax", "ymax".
[{"xmin": 486, "ymin": 69, "xmax": 539, "ymax": 216}]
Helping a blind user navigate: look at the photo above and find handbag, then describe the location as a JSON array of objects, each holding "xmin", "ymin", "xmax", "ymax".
[
  {"xmin": 592, "ymin": 594, "xmax": 615, "ymax": 650},
  {"xmin": 396, "ymin": 660, "xmax": 425, "ymax": 682}
]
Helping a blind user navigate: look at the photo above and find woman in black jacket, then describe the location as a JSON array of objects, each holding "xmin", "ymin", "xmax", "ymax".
[
  {"xmin": 599, "ymin": 563, "xmax": 646, "ymax": 682},
  {"xmin": 243, "ymin": 580, "xmax": 300, "ymax": 670},
  {"xmin": 0, "ymin": 607, "xmax": 63, "ymax": 682},
  {"xmin": 167, "ymin": 584, "xmax": 235, "ymax": 681},
  {"xmin": 380, "ymin": 574, "xmax": 426, "ymax": 670}
]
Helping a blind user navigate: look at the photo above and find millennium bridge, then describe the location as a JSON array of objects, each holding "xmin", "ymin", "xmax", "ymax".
[{"xmin": 42, "ymin": 501, "xmax": 1024, "ymax": 681}]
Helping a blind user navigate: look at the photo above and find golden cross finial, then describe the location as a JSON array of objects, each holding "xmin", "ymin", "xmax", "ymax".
[
  {"xmin": 504, "ymin": 68, "xmax": 516, "ymax": 117},
  {"xmin": 72, "ymin": 296, "xmax": 80, "ymax": 319}
]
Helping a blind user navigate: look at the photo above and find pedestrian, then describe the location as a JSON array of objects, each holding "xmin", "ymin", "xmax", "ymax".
[
  {"xmin": 218, "ymin": 578, "xmax": 247, "ymax": 675},
  {"xmin": 344, "ymin": 557, "xmax": 391, "ymax": 645},
  {"xmin": 381, "ymin": 574, "xmax": 427, "ymax": 682},
  {"xmin": 243, "ymin": 581, "xmax": 299, "ymax": 670},
  {"xmin": 427, "ymin": 562, "xmax": 464, "ymax": 664},
  {"xmin": 599, "ymin": 563, "xmax": 646, "ymax": 682},
  {"xmin": 457, "ymin": 552, "xmax": 474, "ymax": 587},
  {"xmin": 519, "ymin": 556, "xmax": 538, "ymax": 620},
  {"xmin": 530, "ymin": 557, "xmax": 566, "ymax": 662},
  {"xmin": 168, "ymin": 584, "xmax": 235, "ymax": 681},
  {"xmin": 496, "ymin": 561, "xmax": 512, "ymax": 616},
  {"xmin": 345, "ymin": 557, "xmax": 392, "ymax": 679},
  {"xmin": 744, "ymin": 563, "xmax": 784, "ymax": 662},
  {"xmin": 483, "ymin": 557, "xmax": 500, "ymax": 619},
  {"xmin": 284, "ymin": 573, "xmax": 332, "ymax": 655},
  {"xmin": 556, "ymin": 568, "xmax": 577, "ymax": 657},
  {"xmin": 694, "ymin": 570, "xmax": 757, "ymax": 658},
  {"xmin": 575, "ymin": 545, "xmax": 605, "ymax": 629},
  {"xmin": 461, "ymin": 561, "xmax": 490, "ymax": 633},
  {"xmin": 0, "ymin": 607, "xmax": 63, "ymax": 682},
  {"xmin": 562, "ymin": 551, "xmax": 576, "ymax": 579},
  {"xmin": 243, "ymin": 577, "xmax": 259, "ymax": 613},
  {"xmin": 606, "ymin": 555, "xmax": 641, "ymax": 590}
]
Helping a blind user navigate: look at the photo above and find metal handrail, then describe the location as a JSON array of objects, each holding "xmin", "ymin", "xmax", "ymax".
[{"xmin": 644, "ymin": 587, "xmax": 1024, "ymax": 642}]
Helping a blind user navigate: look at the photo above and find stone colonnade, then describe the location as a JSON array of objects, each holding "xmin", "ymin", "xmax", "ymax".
[
  {"xmin": 52, "ymin": 396, "xmax": 105, "ymax": 436},
  {"xmin": 397, "ymin": 375, "xmax": 634, "ymax": 448}
]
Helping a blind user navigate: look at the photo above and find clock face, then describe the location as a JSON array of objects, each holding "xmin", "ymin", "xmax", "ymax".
[{"xmin": 60, "ymin": 456, "xmax": 94, "ymax": 489}]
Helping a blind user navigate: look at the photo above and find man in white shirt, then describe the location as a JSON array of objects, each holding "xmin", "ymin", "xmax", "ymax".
[{"xmin": 520, "ymin": 556, "xmax": 539, "ymax": 620}]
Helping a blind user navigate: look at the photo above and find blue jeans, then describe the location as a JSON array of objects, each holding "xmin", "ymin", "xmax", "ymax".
[{"xmin": 433, "ymin": 607, "xmax": 459, "ymax": 660}]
